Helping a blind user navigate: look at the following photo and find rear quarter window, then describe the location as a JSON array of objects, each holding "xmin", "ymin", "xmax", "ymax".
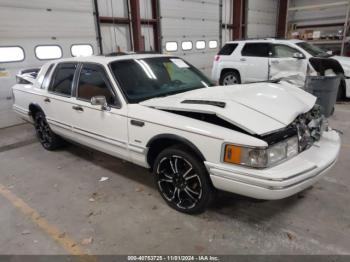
[{"xmin": 218, "ymin": 44, "xmax": 238, "ymax": 55}]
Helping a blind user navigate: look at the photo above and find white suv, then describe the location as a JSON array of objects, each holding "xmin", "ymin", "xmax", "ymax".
[{"xmin": 211, "ymin": 39, "xmax": 350, "ymax": 99}]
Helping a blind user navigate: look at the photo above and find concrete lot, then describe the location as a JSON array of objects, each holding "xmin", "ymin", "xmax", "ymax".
[{"xmin": 0, "ymin": 102, "xmax": 350, "ymax": 255}]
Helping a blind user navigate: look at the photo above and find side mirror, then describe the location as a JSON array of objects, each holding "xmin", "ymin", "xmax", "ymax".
[
  {"xmin": 91, "ymin": 96, "xmax": 111, "ymax": 111},
  {"xmin": 293, "ymin": 52, "xmax": 305, "ymax": 59}
]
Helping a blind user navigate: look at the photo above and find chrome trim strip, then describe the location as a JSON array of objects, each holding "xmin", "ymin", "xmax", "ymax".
[
  {"xmin": 128, "ymin": 143, "xmax": 147, "ymax": 154},
  {"xmin": 210, "ymin": 159, "xmax": 336, "ymax": 190},
  {"xmin": 73, "ymin": 126, "xmax": 127, "ymax": 147},
  {"xmin": 205, "ymin": 161, "xmax": 317, "ymax": 182},
  {"xmin": 48, "ymin": 119, "xmax": 128, "ymax": 149},
  {"xmin": 47, "ymin": 118, "xmax": 71, "ymax": 129},
  {"xmin": 13, "ymin": 105, "xmax": 29, "ymax": 114}
]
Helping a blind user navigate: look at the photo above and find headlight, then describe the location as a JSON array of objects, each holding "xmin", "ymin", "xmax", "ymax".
[{"xmin": 223, "ymin": 136, "xmax": 298, "ymax": 168}]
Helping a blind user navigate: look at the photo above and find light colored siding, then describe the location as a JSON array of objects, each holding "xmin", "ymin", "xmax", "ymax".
[
  {"xmin": 160, "ymin": 0, "xmax": 220, "ymax": 77},
  {"xmin": 246, "ymin": 0, "xmax": 278, "ymax": 38},
  {"xmin": 0, "ymin": 0, "xmax": 97, "ymax": 100}
]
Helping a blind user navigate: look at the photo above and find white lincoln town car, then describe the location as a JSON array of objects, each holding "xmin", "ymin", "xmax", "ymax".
[{"xmin": 12, "ymin": 54, "xmax": 340, "ymax": 213}]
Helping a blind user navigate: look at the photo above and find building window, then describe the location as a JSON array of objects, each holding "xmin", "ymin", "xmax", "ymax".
[
  {"xmin": 165, "ymin": 42, "xmax": 178, "ymax": 52},
  {"xmin": 71, "ymin": 44, "xmax": 93, "ymax": 57},
  {"xmin": 35, "ymin": 45, "xmax": 62, "ymax": 60},
  {"xmin": 0, "ymin": 46, "xmax": 24, "ymax": 63},
  {"xmin": 209, "ymin": 40, "xmax": 218, "ymax": 49},
  {"xmin": 196, "ymin": 41, "xmax": 206, "ymax": 50},
  {"xmin": 181, "ymin": 41, "xmax": 193, "ymax": 51}
]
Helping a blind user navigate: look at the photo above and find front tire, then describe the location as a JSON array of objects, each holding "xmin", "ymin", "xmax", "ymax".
[
  {"xmin": 153, "ymin": 146, "xmax": 214, "ymax": 214},
  {"xmin": 34, "ymin": 111, "xmax": 64, "ymax": 150}
]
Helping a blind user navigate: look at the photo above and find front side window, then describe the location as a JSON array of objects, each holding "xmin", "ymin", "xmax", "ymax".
[
  {"xmin": 272, "ymin": 44, "xmax": 299, "ymax": 58},
  {"xmin": 0, "ymin": 46, "xmax": 24, "ymax": 62},
  {"xmin": 35, "ymin": 45, "xmax": 62, "ymax": 60},
  {"xmin": 49, "ymin": 63, "xmax": 77, "ymax": 96},
  {"xmin": 296, "ymin": 42, "xmax": 329, "ymax": 57},
  {"xmin": 110, "ymin": 57, "xmax": 213, "ymax": 103},
  {"xmin": 77, "ymin": 64, "xmax": 116, "ymax": 105},
  {"xmin": 241, "ymin": 43, "xmax": 270, "ymax": 57}
]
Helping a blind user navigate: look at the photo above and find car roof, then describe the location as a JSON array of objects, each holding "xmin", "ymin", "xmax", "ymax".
[
  {"xmin": 225, "ymin": 38, "xmax": 305, "ymax": 44},
  {"xmin": 52, "ymin": 53, "xmax": 173, "ymax": 65}
]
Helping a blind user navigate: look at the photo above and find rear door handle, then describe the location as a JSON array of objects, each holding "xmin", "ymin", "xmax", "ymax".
[
  {"xmin": 271, "ymin": 60, "xmax": 279, "ymax": 64},
  {"xmin": 44, "ymin": 97, "xmax": 51, "ymax": 103},
  {"xmin": 72, "ymin": 105, "xmax": 84, "ymax": 112},
  {"xmin": 240, "ymin": 58, "xmax": 246, "ymax": 62}
]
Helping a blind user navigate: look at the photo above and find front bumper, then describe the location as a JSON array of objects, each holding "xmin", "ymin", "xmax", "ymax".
[{"xmin": 205, "ymin": 130, "xmax": 341, "ymax": 200}]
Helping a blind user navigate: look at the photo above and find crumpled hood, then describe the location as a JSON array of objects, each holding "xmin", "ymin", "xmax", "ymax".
[
  {"xmin": 333, "ymin": 55, "xmax": 350, "ymax": 76},
  {"xmin": 140, "ymin": 83, "xmax": 316, "ymax": 135}
]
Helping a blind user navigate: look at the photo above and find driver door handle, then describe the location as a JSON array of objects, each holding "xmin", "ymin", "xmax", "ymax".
[
  {"xmin": 44, "ymin": 97, "xmax": 51, "ymax": 103},
  {"xmin": 271, "ymin": 60, "xmax": 279, "ymax": 64},
  {"xmin": 240, "ymin": 58, "xmax": 246, "ymax": 62},
  {"xmin": 72, "ymin": 105, "xmax": 84, "ymax": 112}
]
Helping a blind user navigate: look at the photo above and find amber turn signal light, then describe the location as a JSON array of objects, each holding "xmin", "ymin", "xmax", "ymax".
[{"xmin": 224, "ymin": 145, "xmax": 241, "ymax": 164}]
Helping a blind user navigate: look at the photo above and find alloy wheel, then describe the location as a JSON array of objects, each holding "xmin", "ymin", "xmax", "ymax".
[
  {"xmin": 156, "ymin": 155, "xmax": 203, "ymax": 210},
  {"xmin": 35, "ymin": 115, "xmax": 53, "ymax": 149}
]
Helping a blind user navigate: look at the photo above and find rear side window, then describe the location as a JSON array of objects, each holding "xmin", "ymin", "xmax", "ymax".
[
  {"xmin": 49, "ymin": 63, "xmax": 77, "ymax": 96},
  {"xmin": 218, "ymin": 44, "xmax": 238, "ymax": 55},
  {"xmin": 77, "ymin": 64, "xmax": 116, "ymax": 105},
  {"xmin": 241, "ymin": 43, "xmax": 270, "ymax": 57}
]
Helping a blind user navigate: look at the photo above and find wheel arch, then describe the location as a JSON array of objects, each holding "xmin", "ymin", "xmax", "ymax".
[
  {"xmin": 28, "ymin": 103, "xmax": 44, "ymax": 120},
  {"xmin": 146, "ymin": 134, "xmax": 206, "ymax": 170}
]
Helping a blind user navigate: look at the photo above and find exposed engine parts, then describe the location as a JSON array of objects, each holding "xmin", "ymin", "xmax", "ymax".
[{"xmin": 294, "ymin": 105, "xmax": 328, "ymax": 152}]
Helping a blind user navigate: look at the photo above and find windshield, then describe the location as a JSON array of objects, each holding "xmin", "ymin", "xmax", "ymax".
[
  {"xmin": 110, "ymin": 57, "xmax": 213, "ymax": 103},
  {"xmin": 296, "ymin": 42, "xmax": 330, "ymax": 57}
]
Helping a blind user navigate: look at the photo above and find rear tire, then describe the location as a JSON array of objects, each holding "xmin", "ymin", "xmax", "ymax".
[
  {"xmin": 220, "ymin": 70, "xmax": 241, "ymax": 85},
  {"xmin": 34, "ymin": 111, "xmax": 64, "ymax": 150},
  {"xmin": 153, "ymin": 145, "xmax": 214, "ymax": 214}
]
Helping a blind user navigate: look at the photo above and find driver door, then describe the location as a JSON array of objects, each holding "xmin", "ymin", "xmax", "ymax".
[
  {"xmin": 269, "ymin": 44, "xmax": 308, "ymax": 83},
  {"xmin": 71, "ymin": 63, "xmax": 128, "ymax": 159}
]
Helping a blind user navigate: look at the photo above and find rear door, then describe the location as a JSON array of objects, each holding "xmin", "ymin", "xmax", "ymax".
[
  {"xmin": 45, "ymin": 62, "xmax": 78, "ymax": 139},
  {"xmin": 71, "ymin": 63, "xmax": 128, "ymax": 159},
  {"xmin": 269, "ymin": 44, "xmax": 308, "ymax": 81},
  {"xmin": 240, "ymin": 43, "xmax": 270, "ymax": 82}
]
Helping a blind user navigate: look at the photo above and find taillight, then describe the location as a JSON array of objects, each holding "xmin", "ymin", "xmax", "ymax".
[{"xmin": 215, "ymin": 55, "xmax": 220, "ymax": 61}]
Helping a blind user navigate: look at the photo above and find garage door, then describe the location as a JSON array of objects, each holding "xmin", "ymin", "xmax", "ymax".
[
  {"xmin": 0, "ymin": 0, "xmax": 97, "ymax": 101},
  {"xmin": 160, "ymin": 0, "xmax": 220, "ymax": 78},
  {"xmin": 246, "ymin": 0, "xmax": 278, "ymax": 38}
]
